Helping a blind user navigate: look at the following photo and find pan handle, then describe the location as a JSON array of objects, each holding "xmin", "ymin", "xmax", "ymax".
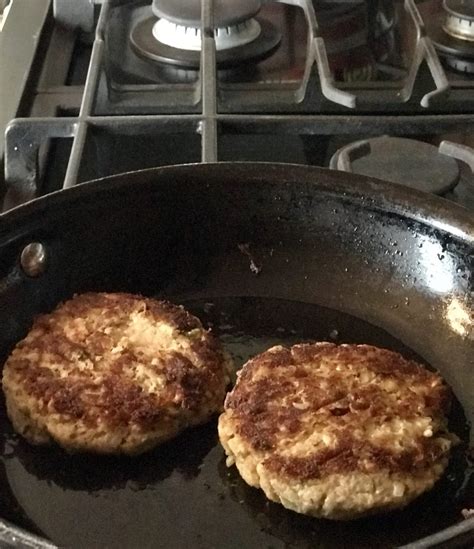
[{"xmin": 0, "ymin": 517, "xmax": 57, "ymax": 549}]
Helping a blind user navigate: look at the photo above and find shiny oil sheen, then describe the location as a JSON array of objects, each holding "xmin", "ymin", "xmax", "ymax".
[{"xmin": 0, "ymin": 297, "xmax": 471, "ymax": 549}]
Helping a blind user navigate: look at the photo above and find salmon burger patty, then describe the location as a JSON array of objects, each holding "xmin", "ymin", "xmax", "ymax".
[
  {"xmin": 218, "ymin": 342, "xmax": 455, "ymax": 519},
  {"xmin": 2, "ymin": 292, "xmax": 230, "ymax": 455}
]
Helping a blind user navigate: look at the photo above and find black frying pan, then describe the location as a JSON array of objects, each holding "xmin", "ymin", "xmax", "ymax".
[{"xmin": 0, "ymin": 163, "xmax": 472, "ymax": 549}]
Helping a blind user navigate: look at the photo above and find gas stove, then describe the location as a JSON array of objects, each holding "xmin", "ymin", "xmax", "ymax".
[{"xmin": 1, "ymin": 0, "xmax": 474, "ymax": 211}]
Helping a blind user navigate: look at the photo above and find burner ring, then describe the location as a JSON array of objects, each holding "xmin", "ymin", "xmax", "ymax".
[
  {"xmin": 443, "ymin": 0, "xmax": 474, "ymax": 42},
  {"xmin": 152, "ymin": 18, "xmax": 262, "ymax": 52},
  {"xmin": 444, "ymin": 17, "xmax": 474, "ymax": 42},
  {"xmin": 130, "ymin": 15, "xmax": 281, "ymax": 69},
  {"xmin": 443, "ymin": 55, "xmax": 474, "ymax": 73}
]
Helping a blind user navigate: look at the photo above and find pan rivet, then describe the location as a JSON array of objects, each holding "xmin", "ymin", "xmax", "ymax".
[{"xmin": 20, "ymin": 242, "xmax": 47, "ymax": 277}]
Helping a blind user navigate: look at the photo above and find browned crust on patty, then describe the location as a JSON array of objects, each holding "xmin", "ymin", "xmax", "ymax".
[
  {"xmin": 224, "ymin": 343, "xmax": 452, "ymax": 480},
  {"xmin": 2, "ymin": 293, "xmax": 229, "ymax": 452},
  {"xmin": 265, "ymin": 434, "xmax": 447, "ymax": 481}
]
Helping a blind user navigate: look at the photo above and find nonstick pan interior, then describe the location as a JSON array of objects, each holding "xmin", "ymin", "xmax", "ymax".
[
  {"xmin": 0, "ymin": 297, "xmax": 471, "ymax": 549},
  {"xmin": 0, "ymin": 163, "xmax": 472, "ymax": 548}
]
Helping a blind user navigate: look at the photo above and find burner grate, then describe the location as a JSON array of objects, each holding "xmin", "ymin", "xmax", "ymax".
[
  {"xmin": 3, "ymin": 0, "xmax": 474, "ymax": 210},
  {"xmin": 328, "ymin": 135, "xmax": 474, "ymax": 196}
]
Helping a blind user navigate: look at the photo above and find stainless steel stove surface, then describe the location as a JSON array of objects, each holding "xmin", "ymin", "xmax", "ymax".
[{"xmin": 1, "ymin": 0, "xmax": 474, "ymax": 211}]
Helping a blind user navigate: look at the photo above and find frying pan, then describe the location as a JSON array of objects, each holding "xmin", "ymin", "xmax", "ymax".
[{"xmin": 0, "ymin": 163, "xmax": 472, "ymax": 549}]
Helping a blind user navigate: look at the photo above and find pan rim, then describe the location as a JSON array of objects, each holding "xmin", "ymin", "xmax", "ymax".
[{"xmin": 1, "ymin": 162, "xmax": 473, "ymax": 245}]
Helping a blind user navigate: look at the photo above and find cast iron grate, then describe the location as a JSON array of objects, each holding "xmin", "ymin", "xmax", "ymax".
[{"xmin": 3, "ymin": 0, "xmax": 474, "ymax": 208}]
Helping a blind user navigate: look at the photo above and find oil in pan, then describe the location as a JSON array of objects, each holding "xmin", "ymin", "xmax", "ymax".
[{"xmin": 0, "ymin": 297, "xmax": 471, "ymax": 548}]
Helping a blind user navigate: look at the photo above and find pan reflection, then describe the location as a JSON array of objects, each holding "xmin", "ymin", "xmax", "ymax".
[
  {"xmin": 446, "ymin": 298, "xmax": 473, "ymax": 339},
  {"xmin": 1, "ymin": 418, "xmax": 219, "ymax": 547},
  {"xmin": 416, "ymin": 236, "xmax": 460, "ymax": 295}
]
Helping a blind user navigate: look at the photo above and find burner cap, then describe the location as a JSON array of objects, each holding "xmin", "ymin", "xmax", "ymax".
[
  {"xmin": 152, "ymin": 0, "xmax": 261, "ymax": 28},
  {"xmin": 130, "ymin": 15, "xmax": 280, "ymax": 69},
  {"xmin": 444, "ymin": 0, "xmax": 474, "ymax": 42},
  {"xmin": 330, "ymin": 137, "xmax": 460, "ymax": 195}
]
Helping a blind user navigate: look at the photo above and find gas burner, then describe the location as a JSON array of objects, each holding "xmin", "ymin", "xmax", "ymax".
[
  {"xmin": 152, "ymin": 18, "xmax": 262, "ymax": 52},
  {"xmin": 443, "ymin": 0, "xmax": 474, "ymax": 42},
  {"xmin": 130, "ymin": 0, "xmax": 281, "ymax": 69},
  {"xmin": 330, "ymin": 137, "xmax": 460, "ymax": 195},
  {"xmin": 422, "ymin": 0, "xmax": 474, "ymax": 74},
  {"xmin": 151, "ymin": 0, "xmax": 261, "ymax": 28}
]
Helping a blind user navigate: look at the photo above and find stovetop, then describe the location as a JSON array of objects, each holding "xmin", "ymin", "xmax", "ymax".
[{"xmin": 1, "ymin": 0, "xmax": 474, "ymax": 211}]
